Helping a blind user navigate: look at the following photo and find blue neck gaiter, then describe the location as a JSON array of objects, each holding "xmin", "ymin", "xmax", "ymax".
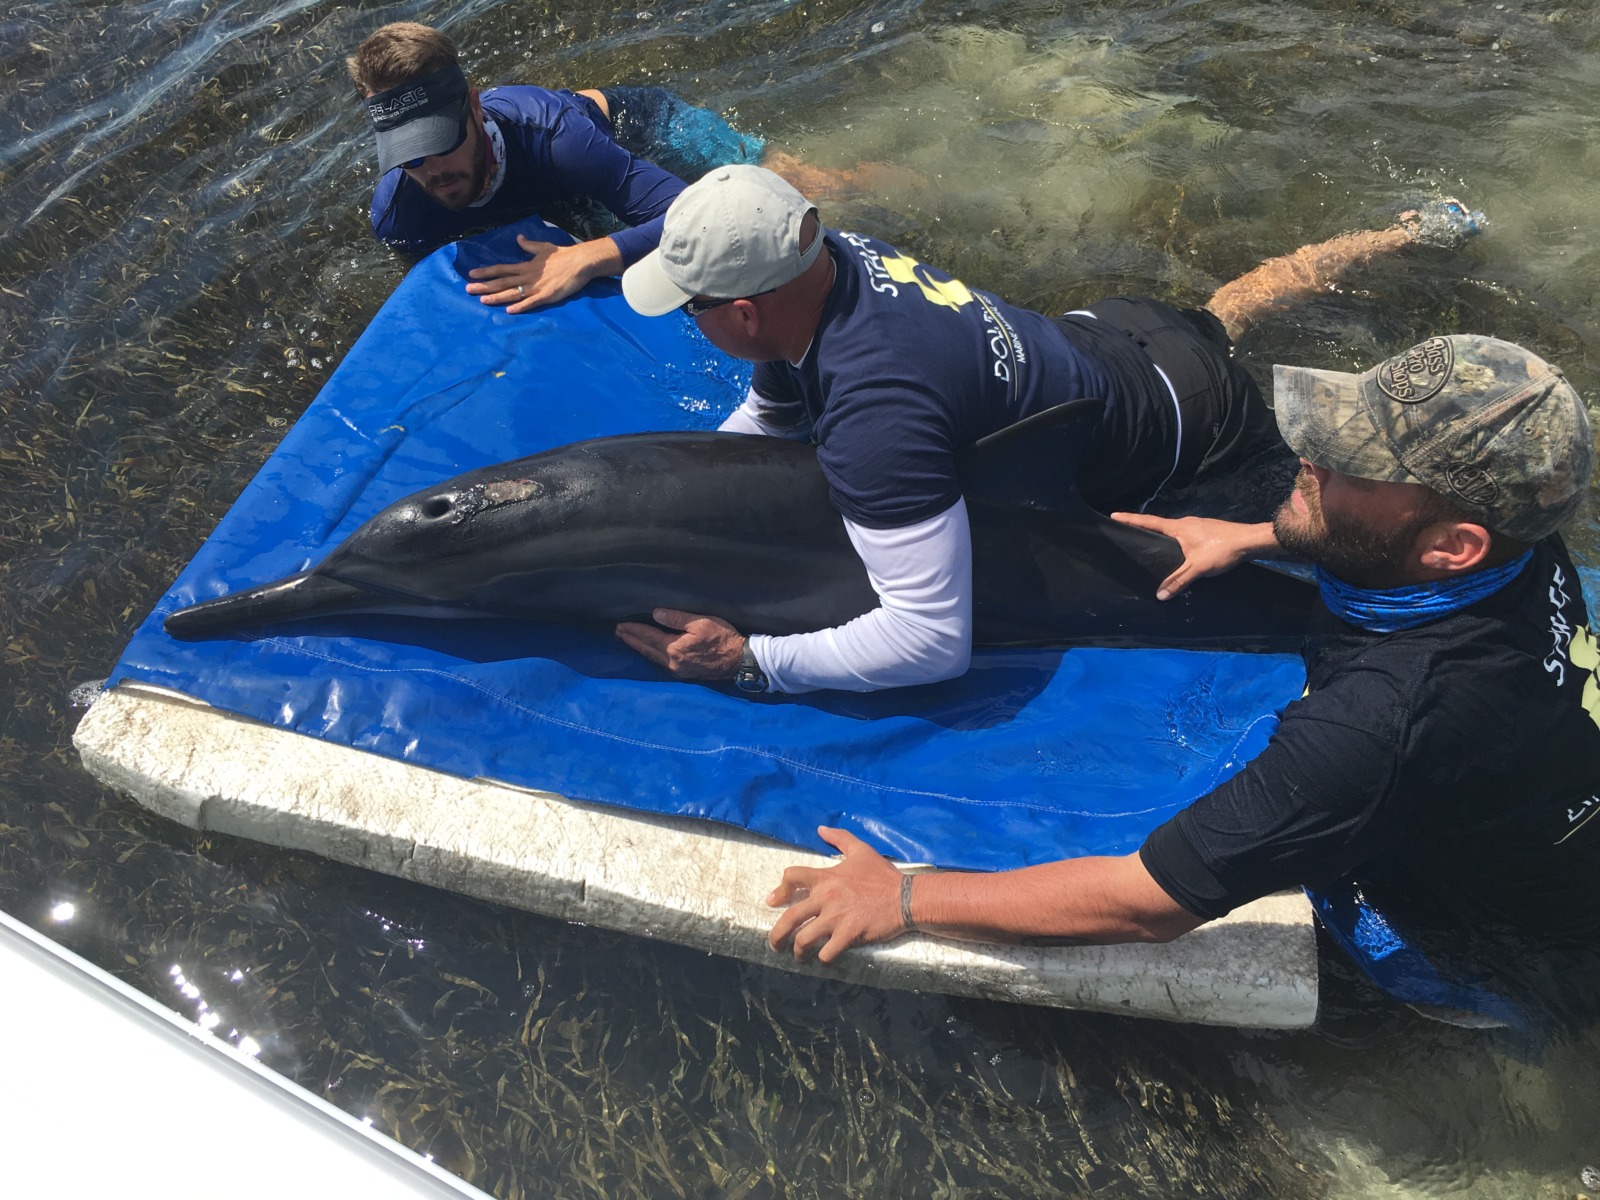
[{"xmin": 1316, "ymin": 551, "xmax": 1534, "ymax": 634}]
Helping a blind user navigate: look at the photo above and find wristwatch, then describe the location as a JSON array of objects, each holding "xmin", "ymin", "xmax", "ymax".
[{"xmin": 734, "ymin": 640, "xmax": 769, "ymax": 695}]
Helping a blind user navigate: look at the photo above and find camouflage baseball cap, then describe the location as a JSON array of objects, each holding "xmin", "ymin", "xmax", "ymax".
[{"xmin": 1273, "ymin": 335, "xmax": 1593, "ymax": 542}]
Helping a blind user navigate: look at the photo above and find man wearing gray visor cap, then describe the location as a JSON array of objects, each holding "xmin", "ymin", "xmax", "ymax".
[
  {"xmin": 349, "ymin": 24, "xmax": 922, "ymax": 312},
  {"xmin": 348, "ymin": 22, "xmax": 698, "ymax": 311},
  {"xmin": 364, "ymin": 64, "xmax": 476, "ymax": 177},
  {"xmin": 765, "ymin": 333, "xmax": 1600, "ymax": 1028}
]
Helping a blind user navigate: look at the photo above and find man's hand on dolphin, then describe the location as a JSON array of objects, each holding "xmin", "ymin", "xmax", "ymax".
[
  {"xmin": 1110, "ymin": 512, "xmax": 1280, "ymax": 600},
  {"xmin": 465, "ymin": 234, "xmax": 624, "ymax": 313},
  {"xmin": 615, "ymin": 607, "xmax": 746, "ymax": 680},
  {"xmin": 767, "ymin": 826, "xmax": 909, "ymax": 963}
]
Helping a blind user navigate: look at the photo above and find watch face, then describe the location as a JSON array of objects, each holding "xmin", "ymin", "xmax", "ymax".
[{"xmin": 736, "ymin": 644, "xmax": 766, "ymax": 693}]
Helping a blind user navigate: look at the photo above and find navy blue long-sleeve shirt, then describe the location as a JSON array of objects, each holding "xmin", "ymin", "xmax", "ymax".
[{"xmin": 369, "ymin": 85, "xmax": 685, "ymax": 264}]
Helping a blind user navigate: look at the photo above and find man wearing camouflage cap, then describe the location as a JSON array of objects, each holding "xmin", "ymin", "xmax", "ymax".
[{"xmin": 768, "ymin": 334, "xmax": 1600, "ymax": 1021}]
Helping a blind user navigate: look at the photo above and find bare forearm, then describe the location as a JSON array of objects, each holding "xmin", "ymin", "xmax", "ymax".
[
  {"xmin": 909, "ymin": 853, "xmax": 1202, "ymax": 945},
  {"xmin": 582, "ymin": 235, "xmax": 627, "ymax": 278},
  {"xmin": 1208, "ymin": 225, "xmax": 1416, "ymax": 340},
  {"xmin": 768, "ymin": 830, "xmax": 1203, "ymax": 963},
  {"xmin": 1219, "ymin": 520, "xmax": 1284, "ymax": 561}
]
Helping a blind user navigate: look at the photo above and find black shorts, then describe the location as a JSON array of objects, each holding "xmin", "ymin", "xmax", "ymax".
[{"xmin": 1057, "ymin": 297, "xmax": 1291, "ymax": 519}]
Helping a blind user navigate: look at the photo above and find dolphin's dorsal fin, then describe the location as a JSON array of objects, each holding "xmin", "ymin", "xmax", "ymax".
[{"xmin": 957, "ymin": 398, "xmax": 1105, "ymax": 511}]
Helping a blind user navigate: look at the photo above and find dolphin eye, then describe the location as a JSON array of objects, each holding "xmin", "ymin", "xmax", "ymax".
[{"xmin": 420, "ymin": 497, "xmax": 453, "ymax": 520}]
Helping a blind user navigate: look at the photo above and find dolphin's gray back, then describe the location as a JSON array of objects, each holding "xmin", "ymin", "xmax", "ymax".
[
  {"xmin": 419, "ymin": 434, "xmax": 879, "ymax": 631},
  {"xmin": 166, "ymin": 420, "xmax": 1317, "ymax": 649},
  {"xmin": 169, "ymin": 432, "xmax": 880, "ymax": 639}
]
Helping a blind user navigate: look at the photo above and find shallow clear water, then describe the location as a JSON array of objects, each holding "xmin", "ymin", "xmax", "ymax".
[{"xmin": 3, "ymin": 1, "xmax": 1599, "ymax": 1197}]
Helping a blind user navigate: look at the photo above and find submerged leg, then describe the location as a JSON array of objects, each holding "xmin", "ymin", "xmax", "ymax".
[
  {"xmin": 1205, "ymin": 199, "xmax": 1485, "ymax": 341},
  {"xmin": 762, "ymin": 150, "xmax": 926, "ymax": 202},
  {"xmin": 597, "ymin": 87, "xmax": 923, "ymax": 200}
]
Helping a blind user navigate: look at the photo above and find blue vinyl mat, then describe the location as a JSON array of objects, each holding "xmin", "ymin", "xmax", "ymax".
[{"xmin": 108, "ymin": 217, "xmax": 1307, "ymax": 872}]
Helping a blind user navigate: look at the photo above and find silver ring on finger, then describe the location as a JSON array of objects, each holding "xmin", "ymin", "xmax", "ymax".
[{"xmin": 517, "ymin": 284, "xmax": 526, "ymax": 297}]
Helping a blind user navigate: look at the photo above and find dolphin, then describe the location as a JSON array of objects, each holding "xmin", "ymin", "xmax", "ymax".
[{"xmin": 163, "ymin": 400, "xmax": 1317, "ymax": 649}]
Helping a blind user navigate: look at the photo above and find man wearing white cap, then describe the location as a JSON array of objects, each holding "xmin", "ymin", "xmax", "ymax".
[
  {"xmin": 617, "ymin": 167, "xmax": 1488, "ymax": 696},
  {"xmin": 617, "ymin": 165, "xmax": 1301, "ymax": 694},
  {"xmin": 763, "ymin": 333, "xmax": 1600, "ymax": 1025}
]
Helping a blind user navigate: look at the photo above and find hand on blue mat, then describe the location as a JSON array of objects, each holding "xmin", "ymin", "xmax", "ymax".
[
  {"xmin": 615, "ymin": 607, "xmax": 745, "ymax": 681},
  {"xmin": 465, "ymin": 233, "xmax": 624, "ymax": 312}
]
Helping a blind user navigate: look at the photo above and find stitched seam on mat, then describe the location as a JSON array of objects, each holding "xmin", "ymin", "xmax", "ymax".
[{"xmin": 259, "ymin": 640, "xmax": 1192, "ymax": 818}]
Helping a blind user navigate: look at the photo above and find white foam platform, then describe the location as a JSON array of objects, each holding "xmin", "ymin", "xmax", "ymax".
[{"xmin": 75, "ymin": 682, "xmax": 1318, "ymax": 1028}]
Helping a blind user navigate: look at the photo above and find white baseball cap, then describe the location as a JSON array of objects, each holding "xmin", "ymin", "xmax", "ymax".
[{"xmin": 622, "ymin": 165, "xmax": 821, "ymax": 316}]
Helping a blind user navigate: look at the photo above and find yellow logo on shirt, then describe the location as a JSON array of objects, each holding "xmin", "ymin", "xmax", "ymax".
[
  {"xmin": 1545, "ymin": 562, "xmax": 1600, "ymax": 732},
  {"xmin": 1568, "ymin": 625, "xmax": 1600, "ymax": 731},
  {"xmin": 1561, "ymin": 626, "xmax": 1600, "ymax": 844},
  {"xmin": 879, "ymin": 252, "xmax": 974, "ymax": 310}
]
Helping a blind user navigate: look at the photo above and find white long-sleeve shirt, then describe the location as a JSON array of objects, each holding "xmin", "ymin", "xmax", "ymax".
[{"xmin": 721, "ymin": 390, "xmax": 972, "ymax": 693}]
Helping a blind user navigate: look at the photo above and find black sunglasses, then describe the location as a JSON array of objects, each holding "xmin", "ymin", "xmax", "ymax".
[
  {"xmin": 681, "ymin": 285, "xmax": 778, "ymax": 318},
  {"xmin": 399, "ymin": 113, "xmax": 471, "ymax": 171}
]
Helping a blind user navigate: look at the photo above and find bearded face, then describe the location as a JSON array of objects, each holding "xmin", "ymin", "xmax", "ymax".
[
  {"xmin": 405, "ymin": 112, "xmax": 486, "ymax": 210},
  {"xmin": 1272, "ymin": 466, "xmax": 1443, "ymax": 590}
]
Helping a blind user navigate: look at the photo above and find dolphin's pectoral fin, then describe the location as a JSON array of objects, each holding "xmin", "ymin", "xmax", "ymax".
[
  {"xmin": 961, "ymin": 398, "xmax": 1192, "ymax": 622},
  {"xmin": 1088, "ymin": 509, "xmax": 1188, "ymax": 578},
  {"xmin": 960, "ymin": 397, "xmax": 1192, "ymax": 588},
  {"xmin": 163, "ymin": 572, "xmax": 382, "ymax": 640},
  {"xmin": 957, "ymin": 399, "xmax": 1106, "ymax": 512}
]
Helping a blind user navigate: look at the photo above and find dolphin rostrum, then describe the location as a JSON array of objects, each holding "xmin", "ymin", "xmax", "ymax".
[{"xmin": 164, "ymin": 400, "xmax": 1316, "ymax": 649}]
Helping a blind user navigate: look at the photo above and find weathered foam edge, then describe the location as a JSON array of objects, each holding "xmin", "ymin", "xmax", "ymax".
[{"xmin": 73, "ymin": 683, "xmax": 1318, "ymax": 1028}]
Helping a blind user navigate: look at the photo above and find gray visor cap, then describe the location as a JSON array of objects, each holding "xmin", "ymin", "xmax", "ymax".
[{"xmin": 365, "ymin": 66, "xmax": 470, "ymax": 173}]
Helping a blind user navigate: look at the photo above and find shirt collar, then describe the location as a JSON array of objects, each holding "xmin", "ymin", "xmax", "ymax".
[
  {"xmin": 469, "ymin": 116, "xmax": 507, "ymax": 208},
  {"xmin": 790, "ymin": 246, "xmax": 838, "ymax": 367}
]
